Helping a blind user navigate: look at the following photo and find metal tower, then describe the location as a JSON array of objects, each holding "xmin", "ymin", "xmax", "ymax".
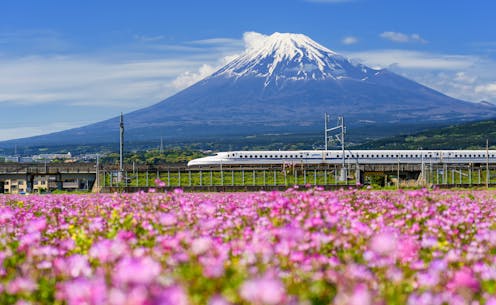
[{"xmin": 324, "ymin": 113, "xmax": 347, "ymax": 181}]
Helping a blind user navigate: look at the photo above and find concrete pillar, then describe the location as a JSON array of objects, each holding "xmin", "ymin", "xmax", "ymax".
[{"xmin": 355, "ymin": 166, "xmax": 361, "ymax": 185}]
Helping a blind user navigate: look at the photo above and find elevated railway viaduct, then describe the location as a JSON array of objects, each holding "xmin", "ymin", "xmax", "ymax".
[{"xmin": 0, "ymin": 161, "xmax": 493, "ymax": 193}]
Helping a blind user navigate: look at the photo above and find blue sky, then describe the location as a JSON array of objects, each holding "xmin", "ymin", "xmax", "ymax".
[{"xmin": 1, "ymin": 0, "xmax": 496, "ymax": 141}]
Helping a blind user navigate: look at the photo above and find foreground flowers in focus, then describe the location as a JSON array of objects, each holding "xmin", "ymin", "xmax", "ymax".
[{"xmin": 1, "ymin": 188, "xmax": 496, "ymax": 304}]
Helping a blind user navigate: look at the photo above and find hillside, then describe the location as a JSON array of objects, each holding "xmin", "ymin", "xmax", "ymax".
[{"xmin": 356, "ymin": 120, "xmax": 496, "ymax": 150}]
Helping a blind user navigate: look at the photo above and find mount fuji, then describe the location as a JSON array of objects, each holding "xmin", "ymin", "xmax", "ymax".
[{"xmin": 3, "ymin": 32, "xmax": 496, "ymax": 147}]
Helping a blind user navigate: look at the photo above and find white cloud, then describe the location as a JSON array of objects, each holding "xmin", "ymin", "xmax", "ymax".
[
  {"xmin": 475, "ymin": 83, "xmax": 496, "ymax": 94},
  {"xmin": 169, "ymin": 32, "xmax": 272, "ymax": 89},
  {"xmin": 243, "ymin": 32, "xmax": 269, "ymax": 51},
  {"xmin": 342, "ymin": 36, "xmax": 358, "ymax": 45},
  {"xmin": 346, "ymin": 48, "xmax": 496, "ymax": 103},
  {"xmin": 348, "ymin": 49, "xmax": 474, "ymax": 70},
  {"xmin": 171, "ymin": 64, "xmax": 218, "ymax": 90},
  {"xmin": 380, "ymin": 31, "xmax": 427, "ymax": 44},
  {"xmin": 190, "ymin": 38, "xmax": 243, "ymax": 46}
]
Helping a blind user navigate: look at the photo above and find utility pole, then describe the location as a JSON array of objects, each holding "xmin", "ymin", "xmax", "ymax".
[
  {"xmin": 486, "ymin": 139, "xmax": 489, "ymax": 188},
  {"xmin": 324, "ymin": 113, "xmax": 329, "ymax": 151},
  {"xmin": 119, "ymin": 112, "xmax": 124, "ymax": 182},
  {"xmin": 160, "ymin": 136, "xmax": 164, "ymax": 154},
  {"xmin": 96, "ymin": 154, "xmax": 100, "ymax": 193}
]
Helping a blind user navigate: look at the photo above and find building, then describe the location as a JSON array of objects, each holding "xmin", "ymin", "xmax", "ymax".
[
  {"xmin": 32, "ymin": 152, "xmax": 72, "ymax": 162},
  {"xmin": 3, "ymin": 179, "xmax": 28, "ymax": 194}
]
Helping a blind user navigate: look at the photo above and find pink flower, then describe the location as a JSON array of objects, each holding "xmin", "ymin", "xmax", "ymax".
[
  {"xmin": 89, "ymin": 239, "xmax": 128, "ymax": 263},
  {"xmin": 486, "ymin": 297, "xmax": 496, "ymax": 305},
  {"xmin": 447, "ymin": 267, "xmax": 480, "ymax": 293},
  {"xmin": 57, "ymin": 277, "xmax": 107, "ymax": 305},
  {"xmin": 26, "ymin": 217, "xmax": 47, "ymax": 233},
  {"xmin": 208, "ymin": 295, "xmax": 231, "ymax": 305},
  {"xmin": 240, "ymin": 276, "xmax": 285, "ymax": 305},
  {"xmin": 191, "ymin": 237, "xmax": 212, "ymax": 255},
  {"xmin": 159, "ymin": 213, "xmax": 177, "ymax": 226},
  {"xmin": 369, "ymin": 231, "xmax": 397, "ymax": 256},
  {"xmin": 396, "ymin": 235, "xmax": 420, "ymax": 263},
  {"xmin": 0, "ymin": 207, "xmax": 14, "ymax": 224},
  {"xmin": 113, "ymin": 256, "xmax": 161, "ymax": 285},
  {"xmin": 68, "ymin": 254, "xmax": 92, "ymax": 278},
  {"xmin": 154, "ymin": 285, "xmax": 189, "ymax": 305},
  {"xmin": 349, "ymin": 284, "xmax": 371, "ymax": 305},
  {"xmin": 7, "ymin": 277, "xmax": 37, "ymax": 294},
  {"xmin": 18, "ymin": 232, "xmax": 41, "ymax": 250},
  {"xmin": 154, "ymin": 178, "xmax": 166, "ymax": 187}
]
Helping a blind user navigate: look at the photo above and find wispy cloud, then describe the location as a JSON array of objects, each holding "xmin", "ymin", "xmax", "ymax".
[
  {"xmin": 476, "ymin": 82, "xmax": 496, "ymax": 95},
  {"xmin": 133, "ymin": 35, "xmax": 165, "ymax": 42},
  {"xmin": 190, "ymin": 38, "xmax": 243, "ymax": 46},
  {"xmin": 0, "ymin": 29, "xmax": 71, "ymax": 54},
  {"xmin": 342, "ymin": 36, "xmax": 358, "ymax": 45},
  {"xmin": 0, "ymin": 55, "xmax": 198, "ymax": 107},
  {"xmin": 347, "ymin": 48, "xmax": 496, "ymax": 103},
  {"xmin": 348, "ymin": 49, "xmax": 473, "ymax": 70},
  {"xmin": 380, "ymin": 31, "xmax": 427, "ymax": 44}
]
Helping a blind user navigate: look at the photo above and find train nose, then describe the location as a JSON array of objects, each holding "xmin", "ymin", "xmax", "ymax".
[
  {"xmin": 187, "ymin": 158, "xmax": 206, "ymax": 166},
  {"xmin": 187, "ymin": 156, "xmax": 219, "ymax": 166}
]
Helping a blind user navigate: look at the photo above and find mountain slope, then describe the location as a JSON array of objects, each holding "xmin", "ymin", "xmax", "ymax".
[
  {"xmin": 355, "ymin": 119, "xmax": 496, "ymax": 150},
  {"xmin": 2, "ymin": 32, "xmax": 496, "ymax": 147}
]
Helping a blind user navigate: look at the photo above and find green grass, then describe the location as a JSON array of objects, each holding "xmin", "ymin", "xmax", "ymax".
[{"xmin": 100, "ymin": 168, "xmax": 355, "ymax": 188}]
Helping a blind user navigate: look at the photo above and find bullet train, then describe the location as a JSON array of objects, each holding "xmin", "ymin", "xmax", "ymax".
[{"xmin": 187, "ymin": 150, "xmax": 496, "ymax": 166}]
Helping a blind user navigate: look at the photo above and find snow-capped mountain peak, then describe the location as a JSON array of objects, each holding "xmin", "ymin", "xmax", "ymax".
[{"xmin": 213, "ymin": 32, "xmax": 374, "ymax": 85}]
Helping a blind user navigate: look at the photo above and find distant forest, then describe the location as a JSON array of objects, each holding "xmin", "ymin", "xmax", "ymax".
[{"xmin": 2, "ymin": 119, "xmax": 496, "ymax": 164}]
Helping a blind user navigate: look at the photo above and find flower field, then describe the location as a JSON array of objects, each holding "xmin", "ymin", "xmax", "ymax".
[{"xmin": 1, "ymin": 188, "xmax": 496, "ymax": 305}]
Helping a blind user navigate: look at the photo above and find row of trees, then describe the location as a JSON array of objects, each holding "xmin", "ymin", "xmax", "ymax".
[{"xmin": 100, "ymin": 148, "xmax": 207, "ymax": 165}]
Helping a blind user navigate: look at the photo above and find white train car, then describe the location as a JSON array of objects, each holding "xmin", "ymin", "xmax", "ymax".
[{"xmin": 187, "ymin": 150, "xmax": 496, "ymax": 166}]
